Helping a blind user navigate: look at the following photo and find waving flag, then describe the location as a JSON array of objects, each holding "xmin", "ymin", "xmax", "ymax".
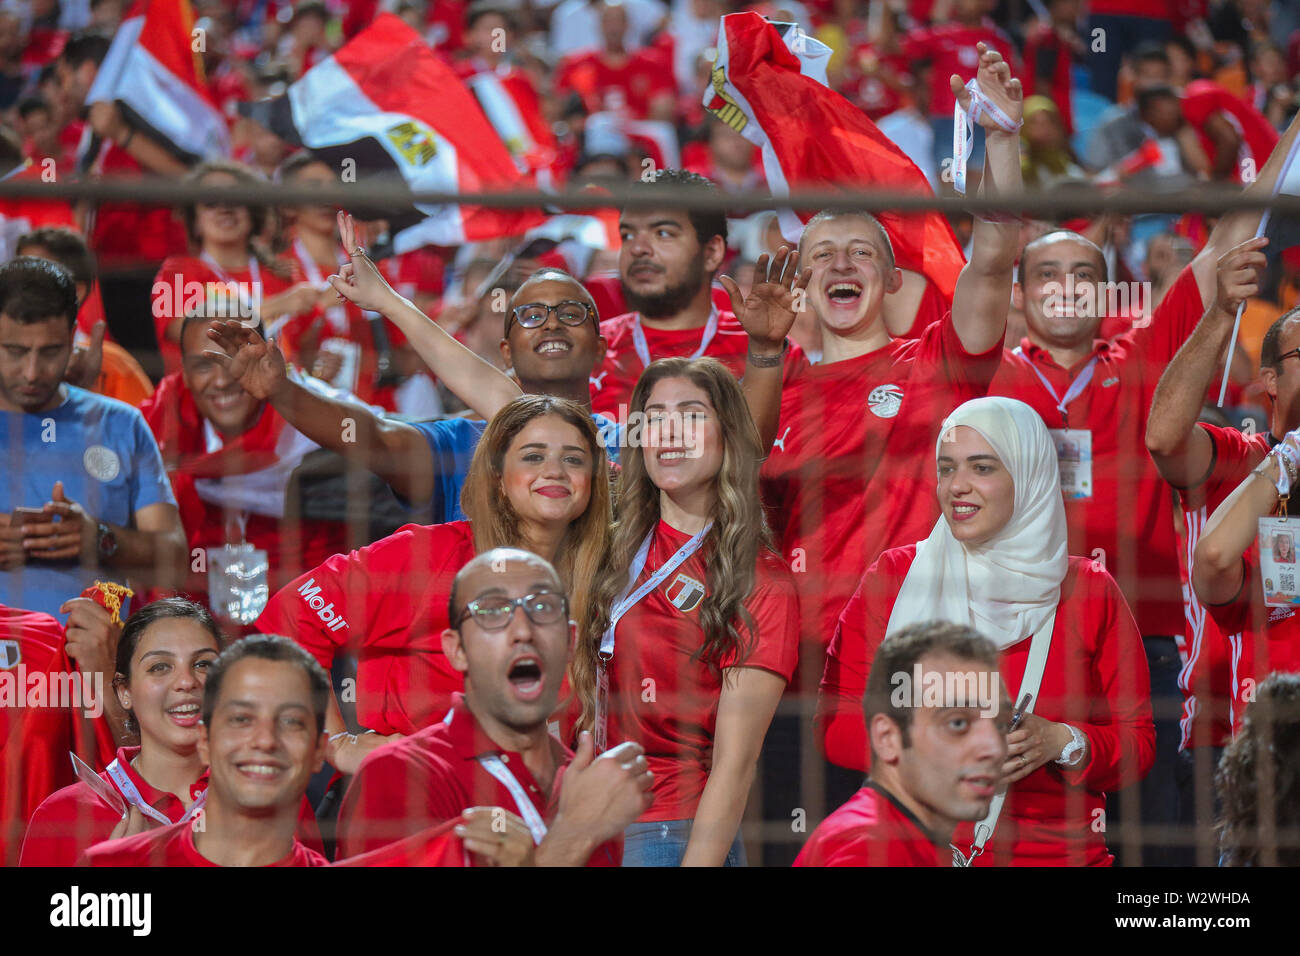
[
  {"xmin": 85, "ymin": 0, "xmax": 229, "ymax": 163},
  {"xmin": 240, "ymin": 14, "xmax": 543, "ymax": 252},
  {"xmin": 465, "ymin": 70, "xmax": 560, "ymax": 184},
  {"xmin": 705, "ymin": 12, "xmax": 965, "ymax": 300}
]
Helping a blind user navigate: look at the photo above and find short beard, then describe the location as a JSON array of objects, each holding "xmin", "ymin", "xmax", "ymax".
[{"xmin": 622, "ymin": 258, "xmax": 707, "ymax": 319}]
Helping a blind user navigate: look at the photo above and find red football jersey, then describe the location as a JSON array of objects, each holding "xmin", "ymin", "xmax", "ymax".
[
  {"xmin": 794, "ymin": 782, "xmax": 947, "ymax": 867},
  {"xmin": 820, "ymin": 546, "xmax": 1155, "ymax": 866},
  {"xmin": 0, "ymin": 605, "xmax": 116, "ymax": 867},
  {"xmin": 590, "ymin": 309, "xmax": 752, "ymax": 420},
  {"xmin": 20, "ymin": 746, "xmax": 205, "ymax": 867},
  {"xmin": 1174, "ymin": 424, "xmax": 1270, "ymax": 749},
  {"xmin": 760, "ymin": 314, "xmax": 1002, "ymax": 664},
  {"xmin": 81, "ymin": 820, "xmax": 327, "ymax": 867},
  {"xmin": 332, "ymin": 818, "xmax": 469, "ymax": 866},
  {"xmin": 554, "ymin": 50, "xmax": 676, "ymax": 120},
  {"xmin": 901, "ymin": 22, "xmax": 1020, "ymax": 118},
  {"xmin": 991, "ymin": 264, "xmax": 1206, "ymax": 640},
  {"xmin": 1206, "ymin": 547, "xmax": 1300, "ymax": 736},
  {"xmin": 256, "ymin": 521, "xmax": 477, "ymax": 736},
  {"xmin": 152, "ymin": 254, "xmax": 305, "ymax": 376},
  {"xmin": 603, "ymin": 521, "xmax": 800, "ymax": 822},
  {"xmin": 336, "ymin": 693, "xmax": 621, "ymax": 864}
]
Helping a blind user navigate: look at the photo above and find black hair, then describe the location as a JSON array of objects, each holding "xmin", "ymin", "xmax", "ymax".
[
  {"xmin": 16, "ymin": 226, "xmax": 97, "ymax": 289},
  {"xmin": 201, "ymin": 634, "xmax": 331, "ymax": 734},
  {"xmin": 0, "ymin": 257, "xmax": 79, "ymax": 327},
  {"xmin": 1135, "ymin": 84, "xmax": 1180, "ymax": 117},
  {"xmin": 1129, "ymin": 40, "xmax": 1171, "ymax": 69},
  {"xmin": 1260, "ymin": 305, "xmax": 1300, "ymax": 369},
  {"xmin": 60, "ymin": 32, "xmax": 113, "ymax": 71},
  {"xmin": 466, "ymin": 1, "xmax": 515, "ymax": 31},
  {"xmin": 625, "ymin": 168, "xmax": 728, "ymax": 248},
  {"xmin": 114, "ymin": 598, "xmax": 224, "ymax": 737},
  {"xmin": 16, "ymin": 95, "xmax": 52, "ymax": 121},
  {"xmin": 863, "ymin": 622, "xmax": 1000, "ymax": 754},
  {"xmin": 275, "ymin": 150, "xmax": 330, "ymax": 184}
]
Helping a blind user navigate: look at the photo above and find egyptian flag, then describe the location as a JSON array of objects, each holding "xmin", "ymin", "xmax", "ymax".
[
  {"xmin": 465, "ymin": 70, "xmax": 559, "ymax": 184},
  {"xmin": 240, "ymin": 14, "xmax": 543, "ymax": 252},
  {"xmin": 704, "ymin": 12, "xmax": 966, "ymax": 300},
  {"xmin": 84, "ymin": 0, "xmax": 230, "ymax": 164},
  {"xmin": 0, "ymin": 160, "xmax": 78, "ymax": 261}
]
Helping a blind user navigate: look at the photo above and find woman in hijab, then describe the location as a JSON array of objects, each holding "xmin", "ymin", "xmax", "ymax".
[
  {"xmin": 1020, "ymin": 95, "xmax": 1086, "ymax": 190},
  {"xmin": 816, "ymin": 396, "xmax": 1155, "ymax": 866}
]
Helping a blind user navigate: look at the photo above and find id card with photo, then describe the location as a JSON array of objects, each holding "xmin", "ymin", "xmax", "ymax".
[
  {"xmin": 1258, "ymin": 517, "xmax": 1300, "ymax": 607},
  {"xmin": 1049, "ymin": 428, "xmax": 1093, "ymax": 499}
]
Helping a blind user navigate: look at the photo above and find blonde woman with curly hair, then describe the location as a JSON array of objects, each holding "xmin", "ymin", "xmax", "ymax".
[{"xmin": 575, "ymin": 356, "xmax": 800, "ymax": 867}]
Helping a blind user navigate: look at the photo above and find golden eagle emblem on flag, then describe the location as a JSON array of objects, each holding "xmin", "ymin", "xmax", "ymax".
[
  {"xmin": 705, "ymin": 66, "xmax": 748, "ymax": 134},
  {"xmin": 387, "ymin": 119, "xmax": 440, "ymax": 167}
]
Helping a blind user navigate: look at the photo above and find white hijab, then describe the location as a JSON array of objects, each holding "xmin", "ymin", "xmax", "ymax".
[{"xmin": 885, "ymin": 396, "xmax": 1069, "ymax": 650}]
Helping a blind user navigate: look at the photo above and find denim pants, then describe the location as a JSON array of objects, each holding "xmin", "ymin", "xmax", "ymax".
[{"xmin": 622, "ymin": 820, "xmax": 747, "ymax": 867}]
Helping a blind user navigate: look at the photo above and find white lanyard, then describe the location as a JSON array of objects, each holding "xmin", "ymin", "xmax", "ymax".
[
  {"xmin": 599, "ymin": 521, "xmax": 714, "ymax": 659},
  {"xmin": 1015, "ymin": 347, "xmax": 1099, "ymax": 428},
  {"xmin": 476, "ymin": 755, "xmax": 549, "ymax": 845},
  {"xmin": 952, "ymin": 77, "xmax": 1022, "ymax": 194},
  {"xmin": 293, "ymin": 238, "xmax": 347, "ymax": 332},
  {"xmin": 105, "ymin": 757, "xmax": 207, "ymax": 827},
  {"xmin": 200, "ymin": 251, "xmax": 261, "ymax": 288},
  {"xmin": 951, "ymin": 608, "xmax": 1057, "ymax": 867},
  {"xmin": 630, "ymin": 307, "xmax": 719, "ymax": 370},
  {"xmin": 596, "ymin": 522, "xmax": 712, "ymax": 753}
]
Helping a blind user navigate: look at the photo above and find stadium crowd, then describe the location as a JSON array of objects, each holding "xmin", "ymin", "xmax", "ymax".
[{"xmin": 3, "ymin": 0, "xmax": 1300, "ymax": 868}]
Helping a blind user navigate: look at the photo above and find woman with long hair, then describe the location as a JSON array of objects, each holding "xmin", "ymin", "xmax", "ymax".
[
  {"xmin": 258, "ymin": 394, "xmax": 611, "ymax": 775},
  {"xmin": 21, "ymin": 598, "xmax": 222, "ymax": 866},
  {"xmin": 819, "ymin": 396, "xmax": 1155, "ymax": 866},
  {"xmin": 575, "ymin": 356, "xmax": 800, "ymax": 867},
  {"xmin": 153, "ymin": 159, "xmax": 320, "ymax": 375}
]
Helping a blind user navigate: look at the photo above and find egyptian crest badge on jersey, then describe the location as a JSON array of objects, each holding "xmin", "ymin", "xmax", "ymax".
[
  {"xmin": 0, "ymin": 640, "xmax": 20, "ymax": 669},
  {"xmin": 665, "ymin": 573, "xmax": 706, "ymax": 612},
  {"xmin": 868, "ymin": 384, "xmax": 903, "ymax": 419}
]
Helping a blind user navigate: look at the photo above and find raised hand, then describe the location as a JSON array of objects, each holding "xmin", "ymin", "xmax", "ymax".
[
  {"xmin": 329, "ymin": 211, "xmax": 403, "ymax": 314},
  {"xmin": 65, "ymin": 321, "xmax": 106, "ymax": 390},
  {"xmin": 952, "ymin": 42, "xmax": 1023, "ymax": 133},
  {"xmin": 719, "ymin": 246, "xmax": 812, "ymax": 351},
  {"xmin": 1215, "ymin": 236, "xmax": 1269, "ymax": 317},
  {"xmin": 203, "ymin": 320, "xmax": 290, "ymax": 401}
]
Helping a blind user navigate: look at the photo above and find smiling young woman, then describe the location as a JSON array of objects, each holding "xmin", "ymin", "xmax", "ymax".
[
  {"xmin": 20, "ymin": 598, "xmax": 222, "ymax": 866},
  {"xmin": 257, "ymin": 394, "xmax": 612, "ymax": 776},
  {"xmin": 573, "ymin": 356, "xmax": 800, "ymax": 867},
  {"xmin": 818, "ymin": 396, "xmax": 1156, "ymax": 866}
]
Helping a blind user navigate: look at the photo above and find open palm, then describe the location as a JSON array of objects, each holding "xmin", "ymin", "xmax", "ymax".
[{"xmin": 719, "ymin": 246, "xmax": 812, "ymax": 348}]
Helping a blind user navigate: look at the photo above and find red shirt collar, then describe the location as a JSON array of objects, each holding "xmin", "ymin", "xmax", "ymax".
[
  {"xmin": 111, "ymin": 745, "xmax": 207, "ymax": 807},
  {"xmin": 442, "ymin": 692, "xmax": 573, "ymax": 776},
  {"xmin": 1017, "ymin": 336, "xmax": 1113, "ymax": 374}
]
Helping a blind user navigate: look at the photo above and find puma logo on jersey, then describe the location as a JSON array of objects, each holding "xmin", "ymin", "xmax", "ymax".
[
  {"xmin": 867, "ymin": 384, "xmax": 903, "ymax": 419},
  {"xmin": 1102, "ymin": 376, "xmax": 1119, "ymax": 388},
  {"xmin": 772, "ymin": 426, "xmax": 792, "ymax": 453},
  {"xmin": 665, "ymin": 573, "xmax": 706, "ymax": 612},
  {"xmin": 590, "ymin": 371, "xmax": 609, "ymax": 389}
]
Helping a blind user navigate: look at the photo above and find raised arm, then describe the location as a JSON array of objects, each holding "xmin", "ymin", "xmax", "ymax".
[
  {"xmin": 331, "ymin": 213, "xmax": 523, "ymax": 419},
  {"xmin": 1193, "ymin": 438, "xmax": 1294, "ymax": 606},
  {"xmin": 1146, "ymin": 237, "xmax": 1269, "ymax": 488},
  {"xmin": 1192, "ymin": 107, "xmax": 1300, "ymax": 301},
  {"xmin": 719, "ymin": 246, "xmax": 811, "ymax": 451},
  {"xmin": 204, "ymin": 321, "xmax": 437, "ymax": 504},
  {"xmin": 949, "ymin": 43, "xmax": 1023, "ymax": 355}
]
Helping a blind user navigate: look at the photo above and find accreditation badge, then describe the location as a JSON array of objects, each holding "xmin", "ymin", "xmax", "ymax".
[
  {"xmin": 1049, "ymin": 428, "xmax": 1093, "ymax": 499},
  {"xmin": 208, "ymin": 543, "xmax": 270, "ymax": 624},
  {"xmin": 1258, "ymin": 517, "xmax": 1300, "ymax": 607}
]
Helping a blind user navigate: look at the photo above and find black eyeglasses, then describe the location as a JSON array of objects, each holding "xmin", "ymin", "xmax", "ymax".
[
  {"xmin": 454, "ymin": 591, "xmax": 568, "ymax": 630},
  {"xmin": 506, "ymin": 301, "xmax": 594, "ymax": 334}
]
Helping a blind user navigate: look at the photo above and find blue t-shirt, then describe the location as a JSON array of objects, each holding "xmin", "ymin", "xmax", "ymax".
[
  {"xmin": 0, "ymin": 387, "xmax": 175, "ymax": 619},
  {"xmin": 413, "ymin": 412, "xmax": 622, "ymax": 524}
]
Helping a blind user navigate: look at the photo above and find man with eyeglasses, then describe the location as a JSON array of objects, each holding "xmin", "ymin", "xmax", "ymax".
[{"xmin": 335, "ymin": 548, "xmax": 655, "ymax": 864}]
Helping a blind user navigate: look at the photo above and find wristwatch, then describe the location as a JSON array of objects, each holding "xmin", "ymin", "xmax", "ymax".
[
  {"xmin": 96, "ymin": 522, "xmax": 119, "ymax": 562},
  {"xmin": 1054, "ymin": 724, "xmax": 1087, "ymax": 767}
]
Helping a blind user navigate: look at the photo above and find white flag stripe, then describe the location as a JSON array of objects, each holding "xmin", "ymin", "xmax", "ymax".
[{"xmin": 86, "ymin": 16, "xmax": 229, "ymax": 160}]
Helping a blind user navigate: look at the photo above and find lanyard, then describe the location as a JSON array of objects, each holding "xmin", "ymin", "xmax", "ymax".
[
  {"xmin": 599, "ymin": 522, "xmax": 714, "ymax": 659},
  {"xmin": 105, "ymin": 758, "xmax": 207, "ymax": 827},
  {"xmin": 595, "ymin": 522, "xmax": 712, "ymax": 753},
  {"xmin": 293, "ymin": 238, "xmax": 348, "ymax": 332},
  {"xmin": 476, "ymin": 755, "xmax": 549, "ymax": 845},
  {"xmin": 1015, "ymin": 347, "xmax": 1099, "ymax": 429},
  {"xmin": 200, "ymin": 251, "xmax": 261, "ymax": 288},
  {"xmin": 630, "ymin": 307, "xmax": 719, "ymax": 370}
]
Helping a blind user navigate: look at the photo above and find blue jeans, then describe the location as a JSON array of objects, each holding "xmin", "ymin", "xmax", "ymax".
[{"xmin": 622, "ymin": 820, "xmax": 747, "ymax": 867}]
